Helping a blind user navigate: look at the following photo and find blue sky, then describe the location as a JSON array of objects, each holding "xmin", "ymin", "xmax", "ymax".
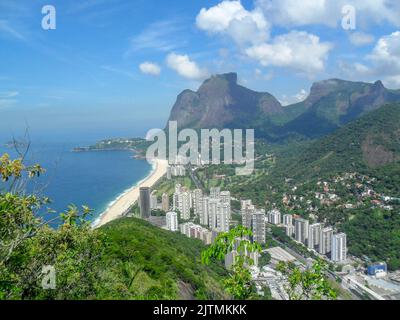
[{"xmin": 0, "ymin": 0, "xmax": 399, "ymax": 141}]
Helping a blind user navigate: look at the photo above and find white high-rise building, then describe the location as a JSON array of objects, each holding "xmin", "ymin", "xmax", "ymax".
[
  {"xmin": 216, "ymin": 202, "xmax": 230, "ymax": 232},
  {"xmin": 242, "ymin": 204, "xmax": 255, "ymax": 230},
  {"xmin": 308, "ymin": 223, "xmax": 322, "ymax": 249},
  {"xmin": 162, "ymin": 193, "xmax": 169, "ymax": 212},
  {"xmin": 210, "ymin": 187, "xmax": 221, "ymax": 199},
  {"xmin": 319, "ymin": 227, "xmax": 333, "ymax": 255},
  {"xmin": 241, "ymin": 199, "xmax": 252, "ymax": 210},
  {"xmin": 331, "ymin": 233, "xmax": 347, "ymax": 263},
  {"xmin": 220, "ymin": 191, "xmax": 231, "ymax": 203},
  {"xmin": 268, "ymin": 209, "xmax": 281, "ymax": 225},
  {"xmin": 166, "ymin": 212, "xmax": 178, "ymax": 232},
  {"xmin": 150, "ymin": 193, "xmax": 158, "ymax": 210},
  {"xmin": 208, "ymin": 199, "xmax": 219, "ymax": 229},
  {"xmin": 252, "ymin": 209, "xmax": 266, "ymax": 244},
  {"xmin": 192, "ymin": 189, "xmax": 203, "ymax": 218},
  {"xmin": 180, "ymin": 192, "xmax": 191, "ymax": 220},
  {"xmin": 167, "ymin": 166, "xmax": 172, "ymax": 179},
  {"xmin": 285, "ymin": 225, "xmax": 295, "ymax": 237},
  {"xmin": 175, "ymin": 184, "xmax": 182, "ymax": 194},
  {"xmin": 200, "ymin": 197, "xmax": 209, "ymax": 226},
  {"xmin": 283, "ymin": 214, "xmax": 293, "ymax": 226},
  {"xmin": 294, "ymin": 218, "xmax": 309, "ymax": 244}
]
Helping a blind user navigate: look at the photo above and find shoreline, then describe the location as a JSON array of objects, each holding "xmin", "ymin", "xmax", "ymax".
[{"xmin": 93, "ymin": 158, "xmax": 168, "ymax": 228}]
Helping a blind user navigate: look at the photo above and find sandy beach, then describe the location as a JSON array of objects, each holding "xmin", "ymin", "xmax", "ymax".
[{"xmin": 94, "ymin": 158, "xmax": 168, "ymax": 228}]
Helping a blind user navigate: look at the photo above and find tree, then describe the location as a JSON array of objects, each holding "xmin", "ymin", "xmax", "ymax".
[
  {"xmin": 0, "ymin": 153, "xmax": 106, "ymax": 300},
  {"xmin": 201, "ymin": 226, "xmax": 262, "ymax": 299},
  {"xmin": 276, "ymin": 259, "xmax": 337, "ymax": 300}
]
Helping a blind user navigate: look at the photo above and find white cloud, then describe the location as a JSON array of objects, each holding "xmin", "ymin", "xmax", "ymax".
[
  {"xmin": 254, "ymin": 68, "xmax": 273, "ymax": 80},
  {"xmin": 368, "ymin": 31, "xmax": 400, "ymax": 68},
  {"xmin": 348, "ymin": 31, "xmax": 375, "ymax": 46},
  {"xmin": 166, "ymin": 53, "xmax": 209, "ymax": 80},
  {"xmin": 126, "ymin": 20, "xmax": 185, "ymax": 55},
  {"xmin": 257, "ymin": 0, "xmax": 332, "ymax": 26},
  {"xmin": 256, "ymin": 0, "xmax": 400, "ymax": 27},
  {"xmin": 245, "ymin": 31, "xmax": 332, "ymax": 74},
  {"xmin": 340, "ymin": 31, "xmax": 400, "ymax": 88},
  {"xmin": 139, "ymin": 62, "xmax": 161, "ymax": 76},
  {"xmin": 0, "ymin": 91, "xmax": 19, "ymax": 98},
  {"xmin": 196, "ymin": 0, "xmax": 269, "ymax": 45},
  {"xmin": 294, "ymin": 89, "xmax": 308, "ymax": 101},
  {"xmin": 280, "ymin": 89, "xmax": 308, "ymax": 106}
]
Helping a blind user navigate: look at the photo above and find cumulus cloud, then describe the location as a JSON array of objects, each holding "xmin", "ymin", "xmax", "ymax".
[
  {"xmin": 368, "ymin": 31, "xmax": 400, "ymax": 67},
  {"xmin": 280, "ymin": 89, "xmax": 308, "ymax": 106},
  {"xmin": 139, "ymin": 62, "xmax": 161, "ymax": 76},
  {"xmin": 196, "ymin": 0, "xmax": 269, "ymax": 45},
  {"xmin": 166, "ymin": 53, "xmax": 209, "ymax": 80},
  {"xmin": 196, "ymin": 2, "xmax": 332, "ymax": 74},
  {"xmin": 340, "ymin": 31, "xmax": 400, "ymax": 88},
  {"xmin": 348, "ymin": 31, "xmax": 375, "ymax": 46},
  {"xmin": 256, "ymin": 0, "xmax": 400, "ymax": 27},
  {"xmin": 245, "ymin": 31, "xmax": 332, "ymax": 74}
]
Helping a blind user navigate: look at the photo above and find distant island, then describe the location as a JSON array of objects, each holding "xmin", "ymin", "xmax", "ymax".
[{"xmin": 73, "ymin": 137, "xmax": 150, "ymax": 158}]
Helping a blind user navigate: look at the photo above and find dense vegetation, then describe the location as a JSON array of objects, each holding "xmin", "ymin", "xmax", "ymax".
[
  {"xmin": 0, "ymin": 153, "xmax": 228, "ymax": 300},
  {"xmin": 99, "ymin": 217, "xmax": 228, "ymax": 299}
]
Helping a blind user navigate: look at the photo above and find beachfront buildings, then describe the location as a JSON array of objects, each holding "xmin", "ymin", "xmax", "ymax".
[
  {"xmin": 139, "ymin": 187, "xmax": 151, "ymax": 218},
  {"xmin": 166, "ymin": 212, "xmax": 178, "ymax": 232},
  {"xmin": 331, "ymin": 233, "xmax": 347, "ymax": 263}
]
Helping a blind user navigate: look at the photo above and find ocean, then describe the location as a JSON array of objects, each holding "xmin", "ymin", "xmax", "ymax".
[{"xmin": 0, "ymin": 140, "xmax": 152, "ymax": 226}]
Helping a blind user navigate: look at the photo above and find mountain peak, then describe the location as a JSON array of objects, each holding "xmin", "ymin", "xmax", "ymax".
[
  {"xmin": 201, "ymin": 73, "xmax": 238, "ymax": 87},
  {"xmin": 373, "ymin": 80, "xmax": 385, "ymax": 90},
  {"xmin": 167, "ymin": 72, "xmax": 282, "ymax": 129}
]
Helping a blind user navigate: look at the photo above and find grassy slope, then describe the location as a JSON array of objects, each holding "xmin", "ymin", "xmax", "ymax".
[{"xmin": 99, "ymin": 217, "xmax": 228, "ymax": 300}]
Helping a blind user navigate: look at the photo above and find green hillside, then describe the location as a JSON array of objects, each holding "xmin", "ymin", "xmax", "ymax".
[
  {"xmin": 275, "ymin": 103, "xmax": 400, "ymax": 193},
  {"xmin": 217, "ymin": 104, "xmax": 400, "ymax": 269},
  {"xmin": 99, "ymin": 217, "xmax": 229, "ymax": 300}
]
